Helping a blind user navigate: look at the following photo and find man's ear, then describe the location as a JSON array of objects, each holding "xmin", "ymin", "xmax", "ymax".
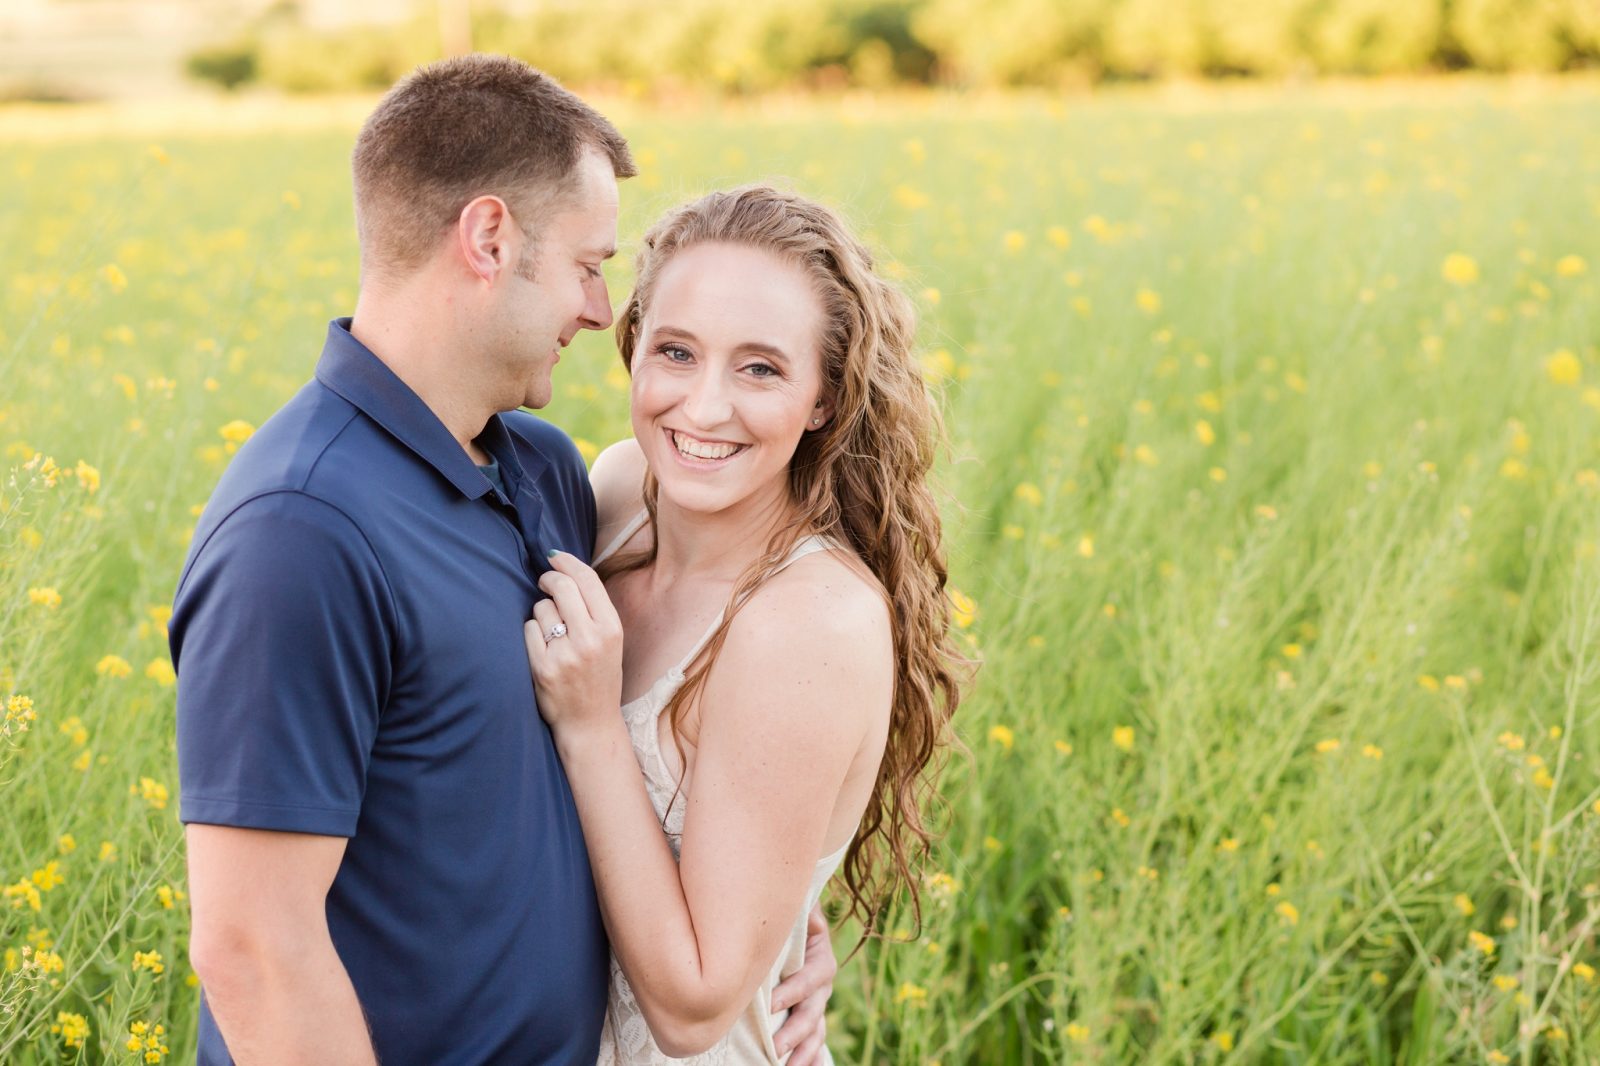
[{"xmin": 458, "ymin": 195, "xmax": 511, "ymax": 283}]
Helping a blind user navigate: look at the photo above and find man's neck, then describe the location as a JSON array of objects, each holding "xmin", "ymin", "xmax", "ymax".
[{"xmin": 350, "ymin": 280, "xmax": 495, "ymax": 464}]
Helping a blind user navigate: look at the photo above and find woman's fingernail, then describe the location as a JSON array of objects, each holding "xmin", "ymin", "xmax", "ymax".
[{"xmin": 547, "ymin": 548, "xmax": 560, "ymax": 558}]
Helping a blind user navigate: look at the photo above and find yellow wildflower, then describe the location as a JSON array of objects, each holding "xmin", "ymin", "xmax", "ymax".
[
  {"xmin": 1492, "ymin": 975, "xmax": 1518, "ymax": 991},
  {"xmin": 1077, "ymin": 534, "xmax": 1094, "ymax": 558},
  {"xmin": 101, "ymin": 263, "xmax": 128, "ymax": 292},
  {"xmin": 1014, "ymin": 482, "xmax": 1043, "ymax": 506},
  {"xmin": 1133, "ymin": 444, "xmax": 1158, "ymax": 466},
  {"xmin": 1453, "ymin": 894, "xmax": 1475, "ymax": 917},
  {"xmin": 1441, "ymin": 253, "xmax": 1479, "ymax": 285},
  {"xmin": 28, "ymin": 587, "xmax": 62, "ymax": 609},
  {"xmin": 1275, "ymin": 901, "xmax": 1300, "ymax": 926},
  {"xmin": 57, "ymin": 834, "xmax": 76, "ymax": 854},
  {"xmin": 1065, "ymin": 1022, "xmax": 1089, "ymax": 1043},
  {"xmin": 52, "ymin": 1011, "xmax": 90, "ymax": 1049},
  {"xmin": 4, "ymin": 880, "xmax": 42, "ymax": 911},
  {"xmin": 948, "ymin": 589, "xmax": 977, "ymax": 629},
  {"xmin": 1002, "ymin": 231, "xmax": 1026, "ymax": 253},
  {"xmin": 1195, "ymin": 419, "xmax": 1216, "ymax": 446},
  {"xmin": 1281, "ymin": 643, "xmax": 1302, "ymax": 659},
  {"xmin": 218, "ymin": 420, "xmax": 255, "ymax": 444},
  {"xmin": 1500, "ymin": 915, "xmax": 1518, "ymax": 930},
  {"xmin": 894, "ymin": 981, "xmax": 927, "ymax": 1006},
  {"xmin": 131, "ymin": 949, "xmax": 165, "ymax": 975},
  {"xmin": 1046, "ymin": 226, "xmax": 1071, "ymax": 250},
  {"xmin": 1417, "ymin": 674, "xmax": 1440, "ymax": 692},
  {"xmin": 1112, "ymin": 725, "xmax": 1135, "ymax": 752},
  {"xmin": 1212, "ymin": 1031, "xmax": 1234, "ymax": 1051},
  {"xmin": 1110, "ymin": 807, "xmax": 1130, "ymax": 828},
  {"xmin": 1361, "ymin": 744, "xmax": 1383, "ymax": 760},
  {"xmin": 1468, "ymin": 930, "xmax": 1496, "ymax": 956},
  {"xmin": 1488, "ymin": 1052, "xmax": 1510, "ymax": 1064},
  {"xmin": 99, "ymin": 841, "xmax": 118, "ymax": 862},
  {"xmin": 1135, "ymin": 288, "xmax": 1162, "ymax": 314},
  {"xmin": 1314, "ymin": 738, "xmax": 1340, "ymax": 754},
  {"xmin": 1054, "ymin": 740, "xmax": 1073, "ymax": 756},
  {"xmin": 1571, "ymin": 961, "xmax": 1595, "ymax": 983},
  {"xmin": 1554, "ymin": 254, "xmax": 1587, "ymax": 277},
  {"xmin": 1546, "ymin": 349, "xmax": 1581, "ymax": 386},
  {"xmin": 145, "ymin": 658, "xmax": 176, "ymax": 686},
  {"xmin": 891, "ymin": 185, "xmax": 929, "ymax": 210},
  {"xmin": 988, "ymin": 724, "xmax": 1014, "ymax": 752},
  {"xmin": 132, "ymin": 777, "xmax": 169, "ymax": 810},
  {"xmin": 31, "ymin": 861, "xmax": 64, "ymax": 892}
]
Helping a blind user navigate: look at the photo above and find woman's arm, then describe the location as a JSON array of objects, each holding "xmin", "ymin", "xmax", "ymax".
[{"xmin": 528, "ymin": 553, "xmax": 891, "ymax": 1056}]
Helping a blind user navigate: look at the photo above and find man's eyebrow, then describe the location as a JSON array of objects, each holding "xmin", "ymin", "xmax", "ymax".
[{"xmin": 594, "ymin": 246, "xmax": 617, "ymax": 260}]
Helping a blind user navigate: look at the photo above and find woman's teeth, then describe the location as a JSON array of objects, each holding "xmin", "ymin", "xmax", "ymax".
[{"xmin": 672, "ymin": 431, "xmax": 743, "ymax": 461}]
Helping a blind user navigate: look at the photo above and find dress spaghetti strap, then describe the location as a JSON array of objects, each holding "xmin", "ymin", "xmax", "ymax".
[{"xmin": 594, "ymin": 508, "xmax": 650, "ymax": 566}]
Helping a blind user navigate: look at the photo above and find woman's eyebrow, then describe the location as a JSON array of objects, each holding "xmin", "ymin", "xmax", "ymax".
[{"xmin": 651, "ymin": 326, "xmax": 794, "ymax": 366}]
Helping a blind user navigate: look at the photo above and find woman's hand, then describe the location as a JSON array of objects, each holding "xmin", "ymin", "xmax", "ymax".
[{"xmin": 524, "ymin": 551, "xmax": 625, "ymax": 740}]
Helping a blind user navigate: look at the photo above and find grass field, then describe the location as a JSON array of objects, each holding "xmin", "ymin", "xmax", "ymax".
[{"xmin": 2, "ymin": 82, "xmax": 1598, "ymax": 1063}]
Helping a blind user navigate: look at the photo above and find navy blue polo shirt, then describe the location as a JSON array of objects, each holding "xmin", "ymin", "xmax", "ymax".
[{"xmin": 171, "ymin": 319, "xmax": 607, "ymax": 1065}]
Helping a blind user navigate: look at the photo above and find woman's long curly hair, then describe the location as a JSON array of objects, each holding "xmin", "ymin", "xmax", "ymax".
[{"xmin": 608, "ymin": 184, "xmax": 967, "ymax": 937}]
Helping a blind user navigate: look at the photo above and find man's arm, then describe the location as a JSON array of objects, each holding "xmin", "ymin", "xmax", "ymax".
[{"xmin": 187, "ymin": 826, "xmax": 377, "ymax": 1066}]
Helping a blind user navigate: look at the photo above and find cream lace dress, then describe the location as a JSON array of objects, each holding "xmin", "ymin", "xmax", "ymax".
[{"xmin": 591, "ymin": 511, "xmax": 847, "ymax": 1066}]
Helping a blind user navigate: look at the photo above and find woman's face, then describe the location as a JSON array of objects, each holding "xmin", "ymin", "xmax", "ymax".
[{"xmin": 630, "ymin": 241, "xmax": 830, "ymax": 520}]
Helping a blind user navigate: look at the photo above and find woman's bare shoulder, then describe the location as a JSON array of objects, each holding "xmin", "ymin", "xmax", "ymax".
[
  {"xmin": 715, "ymin": 545, "xmax": 893, "ymax": 717},
  {"xmin": 589, "ymin": 438, "xmax": 648, "ymax": 552}
]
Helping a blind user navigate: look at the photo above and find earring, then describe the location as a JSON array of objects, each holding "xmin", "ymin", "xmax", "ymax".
[{"xmin": 811, "ymin": 418, "xmax": 822, "ymax": 426}]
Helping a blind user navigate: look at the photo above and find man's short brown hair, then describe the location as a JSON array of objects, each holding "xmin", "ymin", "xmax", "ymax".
[{"xmin": 352, "ymin": 54, "xmax": 635, "ymax": 277}]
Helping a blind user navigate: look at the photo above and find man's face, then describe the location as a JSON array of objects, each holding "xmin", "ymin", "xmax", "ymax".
[{"xmin": 499, "ymin": 148, "xmax": 619, "ymax": 410}]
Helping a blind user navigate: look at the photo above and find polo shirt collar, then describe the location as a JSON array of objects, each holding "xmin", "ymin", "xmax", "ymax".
[{"xmin": 314, "ymin": 318, "xmax": 542, "ymax": 501}]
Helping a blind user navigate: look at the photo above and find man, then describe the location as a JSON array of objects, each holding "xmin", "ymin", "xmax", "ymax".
[{"xmin": 171, "ymin": 55, "xmax": 835, "ymax": 1065}]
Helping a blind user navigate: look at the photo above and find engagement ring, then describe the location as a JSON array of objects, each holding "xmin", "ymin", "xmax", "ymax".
[{"xmin": 544, "ymin": 623, "xmax": 569, "ymax": 643}]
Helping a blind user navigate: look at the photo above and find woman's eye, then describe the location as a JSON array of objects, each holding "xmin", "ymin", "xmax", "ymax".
[
  {"xmin": 746, "ymin": 363, "xmax": 779, "ymax": 378},
  {"xmin": 660, "ymin": 345, "xmax": 692, "ymax": 362}
]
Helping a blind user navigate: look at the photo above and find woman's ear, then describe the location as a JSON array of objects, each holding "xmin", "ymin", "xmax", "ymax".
[{"xmin": 807, "ymin": 397, "xmax": 835, "ymax": 430}]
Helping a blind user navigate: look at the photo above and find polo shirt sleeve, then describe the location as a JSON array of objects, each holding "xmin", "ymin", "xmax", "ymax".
[{"xmin": 172, "ymin": 490, "xmax": 396, "ymax": 837}]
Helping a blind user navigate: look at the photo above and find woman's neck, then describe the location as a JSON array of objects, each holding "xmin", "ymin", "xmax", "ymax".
[{"xmin": 649, "ymin": 483, "xmax": 800, "ymax": 586}]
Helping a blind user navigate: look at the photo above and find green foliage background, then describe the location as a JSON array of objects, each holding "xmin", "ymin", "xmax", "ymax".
[
  {"xmin": 3, "ymin": 81, "xmax": 1600, "ymax": 1061},
  {"xmin": 193, "ymin": 0, "xmax": 1600, "ymax": 94}
]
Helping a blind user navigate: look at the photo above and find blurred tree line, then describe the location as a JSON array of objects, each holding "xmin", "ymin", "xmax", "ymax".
[{"xmin": 187, "ymin": 0, "xmax": 1600, "ymax": 93}]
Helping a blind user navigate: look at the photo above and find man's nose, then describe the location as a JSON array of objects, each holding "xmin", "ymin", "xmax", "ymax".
[{"xmin": 581, "ymin": 277, "xmax": 614, "ymax": 332}]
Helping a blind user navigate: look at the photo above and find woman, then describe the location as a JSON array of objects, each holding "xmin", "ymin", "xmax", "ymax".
[{"xmin": 525, "ymin": 185, "xmax": 964, "ymax": 1064}]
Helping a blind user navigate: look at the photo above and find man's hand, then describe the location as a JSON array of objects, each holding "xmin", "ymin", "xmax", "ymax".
[{"xmin": 770, "ymin": 903, "xmax": 837, "ymax": 1064}]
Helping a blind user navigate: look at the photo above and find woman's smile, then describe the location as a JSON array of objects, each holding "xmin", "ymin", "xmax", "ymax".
[{"xmin": 666, "ymin": 428, "xmax": 750, "ymax": 466}]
